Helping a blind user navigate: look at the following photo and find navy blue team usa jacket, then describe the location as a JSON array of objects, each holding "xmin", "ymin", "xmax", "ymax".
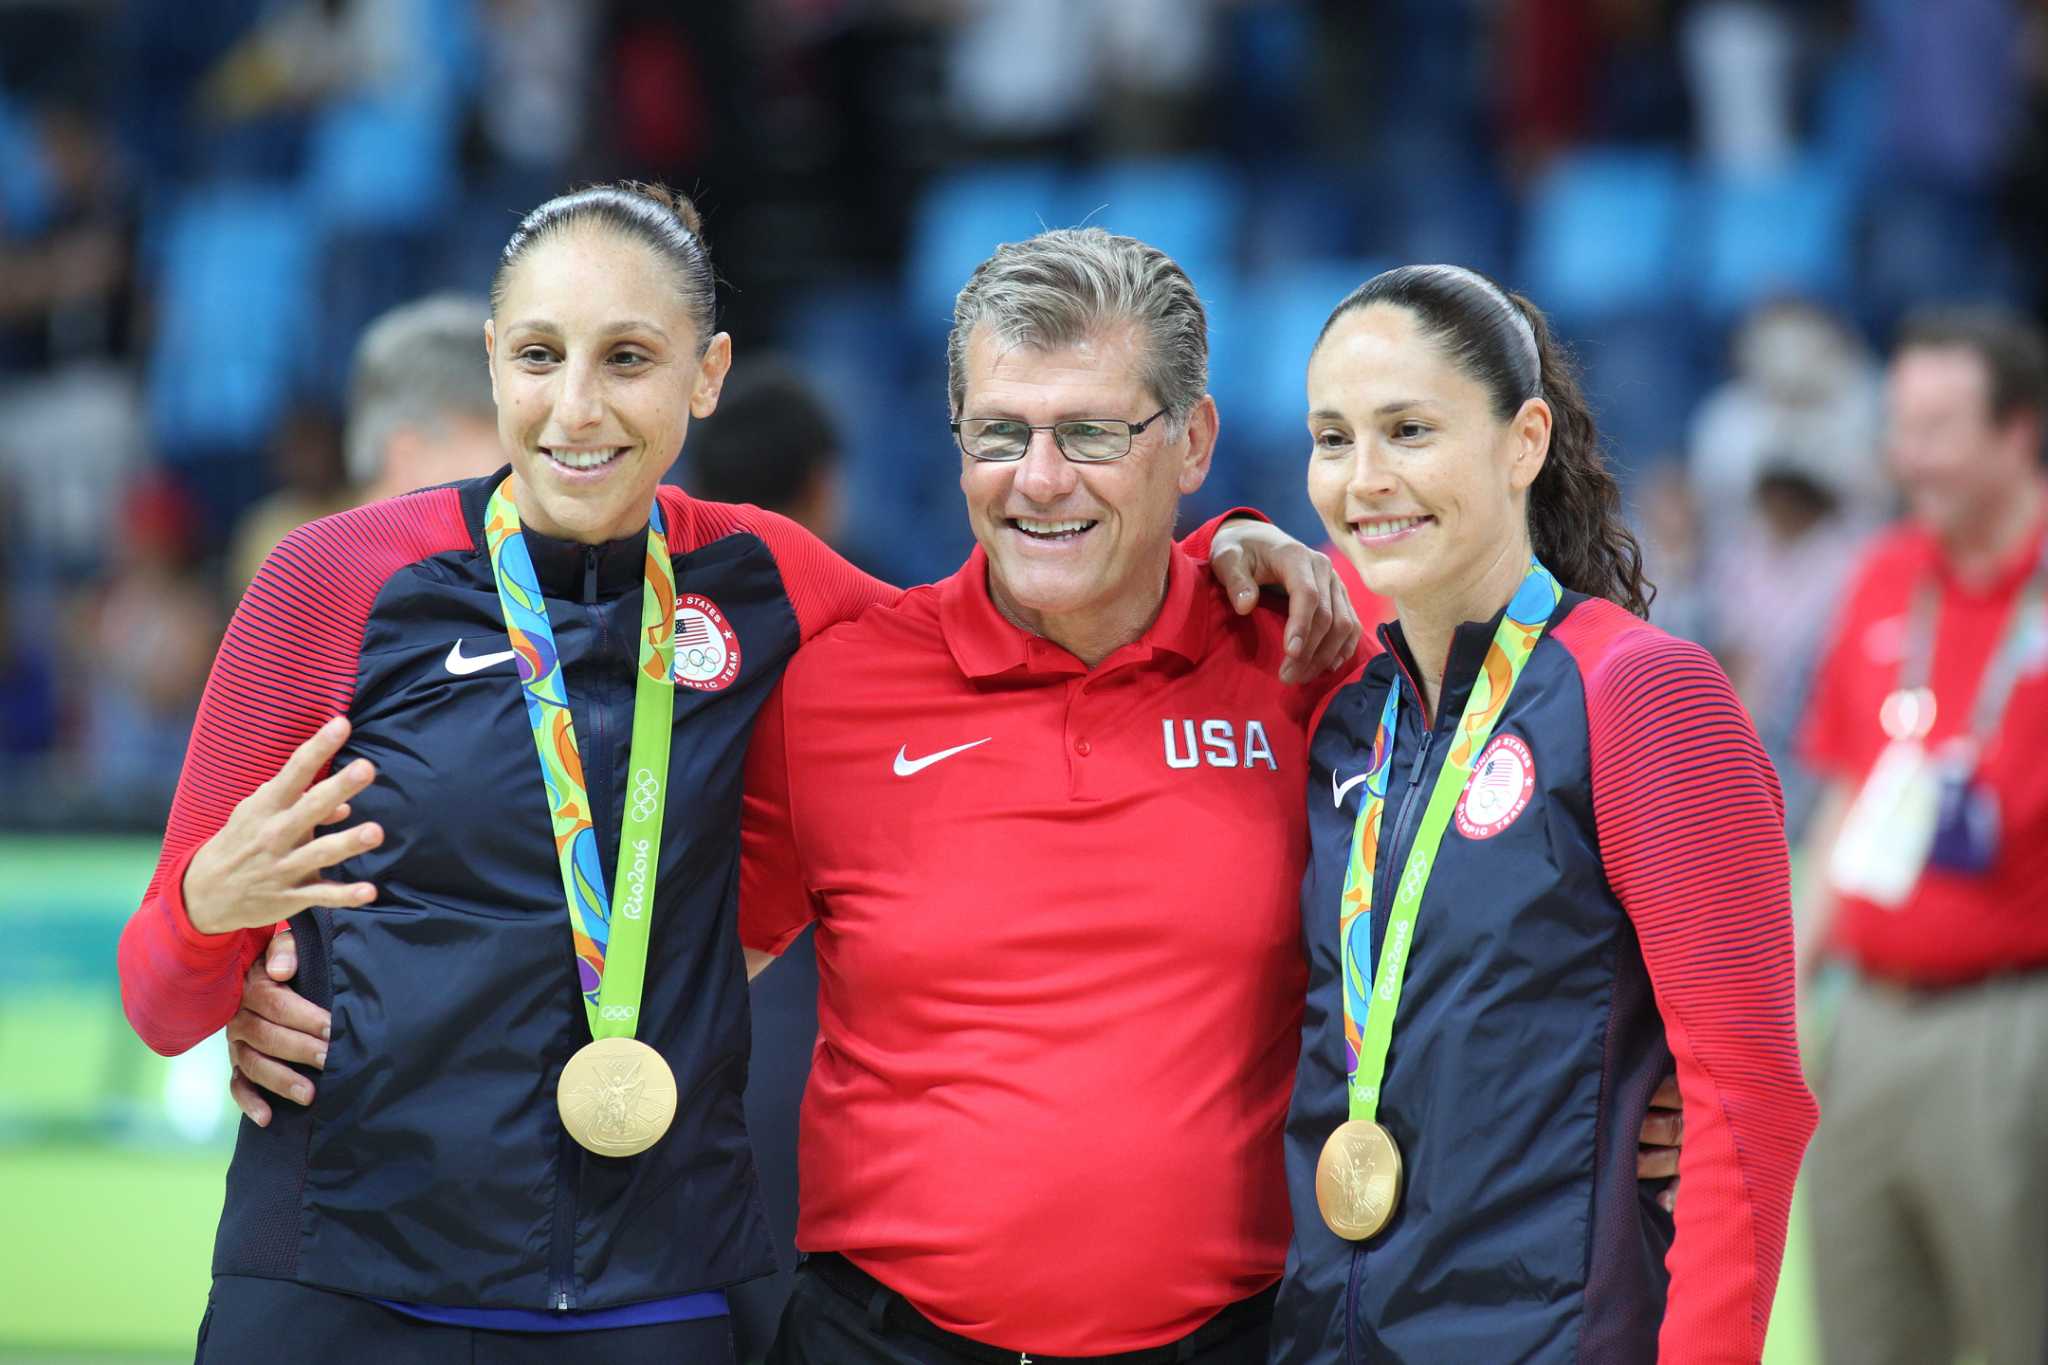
[
  {"xmin": 1271, "ymin": 591, "xmax": 1816, "ymax": 1364},
  {"xmin": 120, "ymin": 468, "xmax": 895, "ymax": 1311}
]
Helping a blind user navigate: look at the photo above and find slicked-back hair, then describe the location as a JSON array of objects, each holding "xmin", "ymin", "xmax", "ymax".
[
  {"xmin": 490, "ymin": 181, "xmax": 715, "ymax": 349},
  {"xmin": 947, "ymin": 227, "xmax": 1207, "ymax": 432},
  {"xmin": 346, "ymin": 293, "xmax": 495, "ymax": 486}
]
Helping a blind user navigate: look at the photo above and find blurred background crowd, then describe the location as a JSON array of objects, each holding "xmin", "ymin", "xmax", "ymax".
[
  {"xmin": 2, "ymin": 1, "xmax": 2046, "ymax": 1359},
  {"xmin": 2, "ymin": 0, "xmax": 2043, "ymax": 834}
]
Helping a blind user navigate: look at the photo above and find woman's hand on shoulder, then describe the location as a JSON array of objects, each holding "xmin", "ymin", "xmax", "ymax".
[
  {"xmin": 1207, "ymin": 519, "xmax": 1362, "ymax": 684},
  {"xmin": 182, "ymin": 717, "xmax": 383, "ymax": 936}
]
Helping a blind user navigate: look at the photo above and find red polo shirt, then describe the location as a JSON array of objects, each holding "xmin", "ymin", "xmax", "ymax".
[
  {"xmin": 1802, "ymin": 513, "xmax": 2048, "ymax": 984},
  {"xmin": 739, "ymin": 541, "xmax": 1317, "ymax": 1354}
]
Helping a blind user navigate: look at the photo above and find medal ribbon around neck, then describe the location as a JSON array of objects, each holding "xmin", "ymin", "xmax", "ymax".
[
  {"xmin": 1338, "ymin": 559, "xmax": 1562, "ymax": 1122},
  {"xmin": 484, "ymin": 479, "xmax": 676, "ymax": 1041}
]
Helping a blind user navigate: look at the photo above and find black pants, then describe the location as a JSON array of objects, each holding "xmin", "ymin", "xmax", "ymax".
[
  {"xmin": 766, "ymin": 1256, "xmax": 1273, "ymax": 1365},
  {"xmin": 196, "ymin": 1274, "xmax": 736, "ymax": 1364}
]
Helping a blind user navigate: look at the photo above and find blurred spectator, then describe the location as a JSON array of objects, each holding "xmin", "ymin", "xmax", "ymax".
[
  {"xmin": 1799, "ymin": 306, "xmax": 2048, "ymax": 1365},
  {"xmin": 1679, "ymin": 0, "xmax": 1803, "ymax": 175},
  {"xmin": 342, "ymin": 292, "xmax": 499, "ymax": 503},
  {"xmin": 679, "ymin": 357, "xmax": 844, "ymax": 542},
  {"xmin": 1635, "ymin": 462, "xmax": 1714, "ymax": 647},
  {"xmin": 0, "ymin": 591, "xmax": 59, "ymax": 766},
  {"xmin": 1860, "ymin": 0, "xmax": 2028, "ymax": 315},
  {"xmin": 1707, "ymin": 459, "xmax": 1865, "ymax": 832},
  {"xmin": 931, "ymin": 0, "xmax": 1226, "ymax": 158},
  {"xmin": 226, "ymin": 404, "xmax": 351, "ymax": 592},
  {"xmin": 475, "ymin": 0, "xmax": 596, "ymax": 176},
  {"xmin": 1687, "ymin": 298, "xmax": 1888, "ymax": 556},
  {"xmin": 68, "ymin": 474, "xmax": 222, "ymax": 822},
  {"xmin": 0, "ymin": 89, "xmax": 131, "ymax": 373}
]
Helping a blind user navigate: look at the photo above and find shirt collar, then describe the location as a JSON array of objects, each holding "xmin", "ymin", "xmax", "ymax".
[
  {"xmin": 1923, "ymin": 506, "xmax": 2048, "ymax": 600},
  {"xmin": 938, "ymin": 542, "xmax": 1210, "ymax": 679}
]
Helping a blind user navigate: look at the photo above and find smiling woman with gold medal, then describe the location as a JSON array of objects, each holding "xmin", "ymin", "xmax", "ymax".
[
  {"xmin": 1269, "ymin": 266, "xmax": 1820, "ymax": 1363},
  {"xmin": 111, "ymin": 183, "xmax": 913, "ymax": 1362}
]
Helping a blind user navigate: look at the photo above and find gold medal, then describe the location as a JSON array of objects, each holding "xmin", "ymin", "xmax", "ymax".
[
  {"xmin": 1315, "ymin": 1119, "xmax": 1403, "ymax": 1240},
  {"xmin": 557, "ymin": 1037, "xmax": 677, "ymax": 1157}
]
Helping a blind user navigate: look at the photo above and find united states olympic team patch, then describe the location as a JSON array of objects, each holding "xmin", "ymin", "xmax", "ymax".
[
  {"xmin": 673, "ymin": 594, "xmax": 741, "ymax": 692},
  {"xmin": 1454, "ymin": 733, "xmax": 1535, "ymax": 839}
]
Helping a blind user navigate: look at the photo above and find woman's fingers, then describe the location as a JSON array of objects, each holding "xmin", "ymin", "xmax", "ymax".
[
  {"xmin": 265, "ymin": 717, "xmax": 353, "ymax": 808},
  {"xmin": 1637, "ymin": 1144, "xmax": 1680, "ymax": 1180},
  {"xmin": 296, "ymin": 880, "xmax": 379, "ymax": 911},
  {"xmin": 1304, "ymin": 560, "xmax": 1362, "ymax": 677},
  {"xmin": 284, "ymin": 823, "xmax": 384, "ymax": 882},
  {"xmin": 289, "ymin": 759, "xmax": 377, "ymax": 838}
]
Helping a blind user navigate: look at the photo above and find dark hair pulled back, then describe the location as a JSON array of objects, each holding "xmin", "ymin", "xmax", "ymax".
[
  {"xmin": 491, "ymin": 181, "xmax": 717, "ymax": 348},
  {"xmin": 1316, "ymin": 265, "xmax": 1653, "ymax": 618}
]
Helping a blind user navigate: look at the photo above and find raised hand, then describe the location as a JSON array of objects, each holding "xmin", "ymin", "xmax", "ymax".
[{"xmin": 183, "ymin": 716, "xmax": 383, "ymax": 936}]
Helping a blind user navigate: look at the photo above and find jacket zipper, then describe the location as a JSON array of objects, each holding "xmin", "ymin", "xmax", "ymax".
[
  {"xmin": 1372, "ymin": 723, "xmax": 1435, "ymax": 918},
  {"xmin": 548, "ymin": 547, "xmax": 605, "ymax": 1312},
  {"xmin": 549, "ymin": 1125, "xmax": 577, "ymax": 1310},
  {"xmin": 1346, "ymin": 1243, "xmax": 1365, "ymax": 1363}
]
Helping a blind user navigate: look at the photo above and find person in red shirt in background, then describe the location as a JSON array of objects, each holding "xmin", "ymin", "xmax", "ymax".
[{"xmin": 1800, "ymin": 308, "xmax": 2048, "ymax": 1365}]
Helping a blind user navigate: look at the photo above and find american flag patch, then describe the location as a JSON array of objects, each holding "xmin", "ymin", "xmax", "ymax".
[{"xmin": 677, "ymin": 615, "xmax": 712, "ymax": 647}]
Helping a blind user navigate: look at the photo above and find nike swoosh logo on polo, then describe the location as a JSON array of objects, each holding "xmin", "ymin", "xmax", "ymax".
[
  {"xmin": 893, "ymin": 737, "xmax": 992, "ymax": 777},
  {"xmin": 1333, "ymin": 770, "xmax": 1370, "ymax": 808},
  {"xmin": 445, "ymin": 640, "xmax": 519, "ymax": 675}
]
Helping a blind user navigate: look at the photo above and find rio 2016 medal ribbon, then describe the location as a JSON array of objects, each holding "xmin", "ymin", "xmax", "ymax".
[
  {"xmin": 1319, "ymin": 560, "xmax": 1562, "ymax": 1240},
  {"xmin": 486, "ymin": 479, "xmax": 680, "ymax": 1157}
]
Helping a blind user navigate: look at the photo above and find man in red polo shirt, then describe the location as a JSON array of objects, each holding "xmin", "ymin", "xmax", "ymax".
[
  {"xmin": 743, "ymin": 228, "xmax": 1314, "ymax": 1362},
  {"xmin": 1801, "ymin": 308, "xmax": 2048, "ymax": 1365}
]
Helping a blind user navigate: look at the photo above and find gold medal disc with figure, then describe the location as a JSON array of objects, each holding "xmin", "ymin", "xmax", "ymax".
[{"xmin": 557, "ymin": 1036, "xmax": 677, "ymax": 1157}]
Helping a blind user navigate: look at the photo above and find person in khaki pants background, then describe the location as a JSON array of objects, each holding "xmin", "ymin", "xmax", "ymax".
[{"xmin": 1801, "ymin": 307, "xmax": 2048, "ymax": 1365}]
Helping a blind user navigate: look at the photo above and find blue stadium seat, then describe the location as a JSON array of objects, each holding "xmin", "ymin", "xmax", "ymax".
[
  {"xmin": 903, "ymin": 162, "xmax": 1068, "ymax": 331},
  {"xmin": 0, "ymin": 91, "xmax": 53, "ymax": 238},
  {"xmin": 146, "ymin": 186, "xmax": 317, "ymax": 458},
  {"xmin": 1692, "ymin": 158, "xmax": 1856, "ymax": 320},
  {"xmin": 1519, "ymin": 148, "xmax": 1687, "ymax": 321},
  {"xmin": 1231, "ymin": 259, "xmax": 1389, "ymax": 446},
  {"xmin": 304, "ymin": 91, "xmax": 460, "ymax": 232},
  {"xmin": 1064, "ymin": 157, "xmax": 1244, "ymax": 285}
]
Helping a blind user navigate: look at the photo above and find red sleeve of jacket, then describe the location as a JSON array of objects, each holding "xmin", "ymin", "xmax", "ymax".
[
  {"xmin": 117, "ymin": 489, "xmax": 473, "ymax": 1056},
  {"xmin": 1561, "ymin": 606, "xmax": 1819, "ymax": 1363},
  {"xmin": 662, "ymin": 490, "xmax": 901, "ymax": 640},
  {"xmin": 739, "ymin": 674, "xmax": 816, "ymax": 956}
]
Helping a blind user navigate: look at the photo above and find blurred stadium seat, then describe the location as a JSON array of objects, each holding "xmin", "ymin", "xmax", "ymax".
[
  {"xmin": 1692, "ymin": 158, "xmax": 1856, "ymax": 320},
  {"xmin": 1066, "ymin": 156, "xmax": 1243, "ymax": 287},
  {"xmin": 903, "ymin": 161, "xmax": 1067, "ymax": 330},
  {"xmin": 1520, "ymin": 148, "xmax": 1687, "ymax": 321},
  {"xmin": 145, "ymin": 186, "xmax": 316, "ymax": 459},
  {"xmin": 303, "ymin": 91, "xmax": 460, "ymax": 232}
]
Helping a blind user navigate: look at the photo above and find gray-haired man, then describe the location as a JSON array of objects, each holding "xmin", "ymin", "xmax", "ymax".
[
  {"xmin": 345, "ymin": 293, "xmax": 502, "ymax": 505},
  {"xmin": 743, "ymin": 227, "xmax": 1348, "ymax": 1363}
]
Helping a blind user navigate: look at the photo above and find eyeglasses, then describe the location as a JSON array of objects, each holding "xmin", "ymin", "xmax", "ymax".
[{"xmin": 951, "ymin": 408, "xmax": 1170, "ymax": 463}]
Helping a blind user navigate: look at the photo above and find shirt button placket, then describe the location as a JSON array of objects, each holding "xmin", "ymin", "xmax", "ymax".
[{"xmin": 1067, "ymin": 678, "xmax": 1095, "ymax": 798}]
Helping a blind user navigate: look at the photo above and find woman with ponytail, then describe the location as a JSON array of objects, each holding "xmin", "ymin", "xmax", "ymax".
[{"xmin": 1272, "ymin": 266, "xmax": 1817, "ymax": 1362}]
